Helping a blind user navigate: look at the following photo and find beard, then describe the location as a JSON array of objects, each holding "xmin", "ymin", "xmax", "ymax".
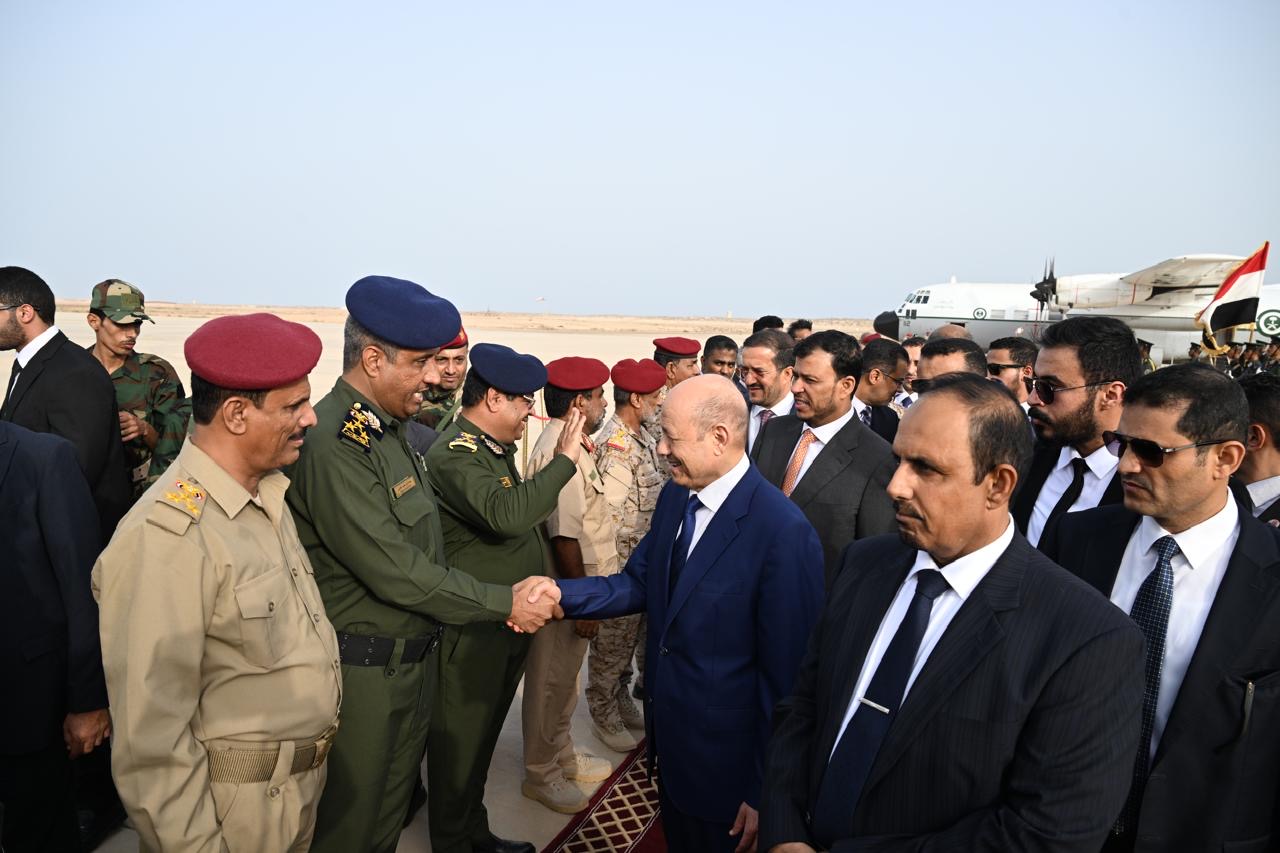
[{"xmin": 1029, "ymin": 393, "xmax": 1098, "ymax": 447}]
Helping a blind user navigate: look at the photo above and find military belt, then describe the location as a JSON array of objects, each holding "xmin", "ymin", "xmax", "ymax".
[
  {"xmin": 337, "ymin": 627, "xmax": 444, "ymax": 667},
  {"xmin": 206, "ymin": 724, "xmax": 337, "ymax": 784}
]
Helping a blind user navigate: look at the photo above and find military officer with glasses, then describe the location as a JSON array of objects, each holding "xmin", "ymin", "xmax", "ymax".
[{"xmin": 1011, "ymin": 315, "xmax": 1142, "ymax": 548}]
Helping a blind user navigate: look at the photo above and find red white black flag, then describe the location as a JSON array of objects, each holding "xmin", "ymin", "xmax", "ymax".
[{"xmin": 1197, "ymin": 241, "xmax": 1269, "ymax": 351}]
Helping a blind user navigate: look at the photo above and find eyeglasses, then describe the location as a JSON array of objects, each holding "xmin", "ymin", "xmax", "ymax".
[
  {"xmin": 0, "ymin": 303, "xmax": 22, "ymax": 312},
  {"xmin": 1022, "ymin": 377, "xmax": 1115, "ymax": 405},
  {"xmin": 506, "ymin": 393, "xmax": 537, "ymax": 407},
  {"xmin": 986, "ymin": 362, "xmax": 1023, "ymax": 376},
  {"xmin": 884, "ymin": 372, "xmax": 908, "ymax": 388},
  {"xmin": 1103, "ymin": 430, "xmax": 1231, "ymax": 468}
]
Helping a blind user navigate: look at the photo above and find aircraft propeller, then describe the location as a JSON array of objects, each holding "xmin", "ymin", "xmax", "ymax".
[{"xmin": 1030, "ymin": 258, "xmax": 1057, "ymax": 305}]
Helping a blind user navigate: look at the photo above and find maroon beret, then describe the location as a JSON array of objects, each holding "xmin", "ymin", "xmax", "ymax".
[
  {"xmin": 545, "ymin": 356, "xmax": 609, "ymax": 392},
  {"xmin": 442, "ymin": 326, "xmax": 469, "ymax": 350},
  {"xmin": 185, "ymin": 313, "xmax": 322, "ymax": 390},
  {"xmin": 652, "ymin": 336, "xmax": 700, "ymax": 358},
  {"xmin": 611, "ymin": 358, "xmax": 666, "ymax": 394}
]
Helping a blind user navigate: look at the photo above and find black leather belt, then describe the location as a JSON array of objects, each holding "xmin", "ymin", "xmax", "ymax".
[{"xmin": 337, "ymin": 628, "xmax": 444, "ymax": 667}]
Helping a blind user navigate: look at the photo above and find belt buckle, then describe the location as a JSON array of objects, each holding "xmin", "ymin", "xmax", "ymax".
[{"xmin": 311, "ymin": 726, "xmax": 337, "ymax": 769}]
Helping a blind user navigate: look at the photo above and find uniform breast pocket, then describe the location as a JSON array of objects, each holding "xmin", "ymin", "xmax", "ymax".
[
  {"xmin": 391, "ymin": 478, "xmax": 434, "ymax": 529},
  {"xmin": 233, "ymin": 570, "xmax": 295, "ymax": 667}
]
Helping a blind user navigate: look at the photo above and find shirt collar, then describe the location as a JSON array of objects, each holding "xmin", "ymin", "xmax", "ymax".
[
  {"xmin": 1246, "ymin": 475, "xmax": 1280, "ymax": 510},
  {"xmin": 16, "ymin": 325, "xmax": 60, "ymax": 368},
  {"xmin": 1055, "ymin": 443, "xmax": 1119, "ymax": 479},
  {"xmin": 908, "ymin": 515, "xmax": 1016, "ymax": 601},
  {"xmin": 1135, "ymin": 493, "xmax": 1239, "ymax": 573},
  {"xmin": 333, "ymin": 376, "xmax": 400, "ymax": 433},
  {"xmin": 851, "ymin": 396, "xmax": 870, "ymax": 416},
  {"xmin": 177, "ymin": 439, "xmax": 290, "ymax": 522},
  {"xmin": 692, "ymin": 452, "xmax": 751, "ymax": 514},
  {"xmin": 806, "ymin": 406, "xmax": 856, "ymax": 445},
  {"xmin": 752, "ymin": 392, "xmax": 794, "ymax": 418}
]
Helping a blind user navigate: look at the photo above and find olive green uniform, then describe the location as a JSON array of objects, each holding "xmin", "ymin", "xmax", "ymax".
[
  {"xmin": 415, "ymin": 386, "xmax": 461, "ymax": 430},
  {"xmin": 286, "ymin": 379, "xmax": 514, "ymax": 853},
  {"xmin": 424, "ymin": 414, "xmax": 575, "ymax": 853}
]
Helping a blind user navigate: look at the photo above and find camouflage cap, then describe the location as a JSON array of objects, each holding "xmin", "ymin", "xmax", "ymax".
[{"xmin": 90, "ymin": 279, "xmax": 153, "ymax": 324}]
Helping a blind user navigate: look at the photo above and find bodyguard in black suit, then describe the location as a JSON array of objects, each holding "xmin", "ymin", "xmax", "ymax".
[
  {"xmin": 1237, "ymin": 373, "xmax": 1280, "ymax": 525},
  {"xmin": 0, "ymin": 267, "xmax": 131, "ymax": 545},
  {"xmin": 850, "ymin": 339, "xmax": 908, "ymax": 444},
  {"xmin": 760, "ymin": 373, "xmax": 1145, "ymax": 853},
  {"xmin": 755, "ymin": 330, "xmax": 896, "ymax": 585},
  {"xmin": 0, "ymin": 422, "xmax": 111, "ymax": 852},
  {"xmin": 1041, "ymin": 364, "xmax": 1280, "ymax": 851}
]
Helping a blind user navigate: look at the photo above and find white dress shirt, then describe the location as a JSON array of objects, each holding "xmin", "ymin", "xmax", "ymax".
[
  {"xmin": 7, "ymin": 324, "xmax": 60, "ymax": 397},
  {"xmin": 1110, "ymin": 495, "xmax": 1238, "ymax": 759},
  {"xmin": 676, "ymin": 453, "xmax": 751, "ymax": 558},
  {"xmin": 748, "ymin": 392, "xmax": 793, "ymax": 451},
  {"xmin": 1246, "ymin": 475, "xmax": 1280, "ymax": 518},
  {"xmin": 787, "ymin": 407, "xmax": 856, "ymax": 487},
  {"xmin": 832, "ymin": 517, "xmax": 1016, "ymax": 756},
  {"xmin": 1027, "ymin": 444, "xmax": 1119, "ymax": 546}
]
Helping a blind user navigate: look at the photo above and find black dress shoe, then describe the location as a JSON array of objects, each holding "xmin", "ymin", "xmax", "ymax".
[{"xmin": 473, "ymin": 836, "xmax": 537, "ymax": 853}]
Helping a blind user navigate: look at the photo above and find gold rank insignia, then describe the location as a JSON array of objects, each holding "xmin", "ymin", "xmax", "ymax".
[
  {"xmin": 341, "ymin": 403, "xmax": 385, "ymax": 452},
  {"xmin": 481, "ymin": 435, "xmax": 505, "ymax": 456},
  {"xmin": 888, "ymin": 400, "xmax": 906, "ymax": 417},
  {"xmin": 162, "ymin": 479, "xmax": 205, "ymax": 519},
  {"xmin": 449, "ymin": 431, "xmax": 478, "ymax": 453},
  {"xmin": 606, "ymin": 427, "xmax": 630, "ymax": 451},
  {"xmin": 499, "ymin": 476, "xmax": 513, "ymax": 488},
  {"xmin": 352, "ymin": 401, "xmax": 383, "ymax": 435}
]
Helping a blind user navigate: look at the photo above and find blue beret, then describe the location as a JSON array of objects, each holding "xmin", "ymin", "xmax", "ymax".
[
  {"xmin": 469, "ymin": 343, "xmax": 547, "ymax": 395},
  {"xmin": 345, "ymin": 275, "xmax": 461, "ymax": 350}
]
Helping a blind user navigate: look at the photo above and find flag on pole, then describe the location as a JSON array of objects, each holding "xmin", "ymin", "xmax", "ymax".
[{"xmin": 1197, "ymin": 241, "xmax": 1269, "ymax": 352}]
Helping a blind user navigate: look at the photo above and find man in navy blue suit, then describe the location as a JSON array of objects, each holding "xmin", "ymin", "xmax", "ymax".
[{"xmin": 529, "ymin": 374, "xmax": 825, "ymax": 852}]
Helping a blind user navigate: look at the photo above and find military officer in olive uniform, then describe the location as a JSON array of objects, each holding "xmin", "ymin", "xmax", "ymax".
[
  {"xmin": 424, "ymin": 343, "xmax": 588, "ymax": 853},
  {"xmin": 415, "ymin": 325, "xmax": 469, "ymax": 430},
  {"xmin": 286, "ymin": 277, "xmax": 560, "ymax": 853},
  {"xmin": 586, "ymin": 358, "xmax": 667, "ymax": 752},
  {"xmin": 93, "ymin": 313, "xmax": 342, "ymax": 852},
  {"xmin": 86, "ymin": 279, "xmax": 190, "ymax": 501}
]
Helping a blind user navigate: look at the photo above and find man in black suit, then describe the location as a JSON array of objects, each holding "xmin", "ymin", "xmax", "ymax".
[
  {"xmin": 742, "ymin": 329, "xmax": 796, "ymax": 453},
  {"xmin": 760, "ymin": 373, "xmax": 1145, "ymax": 852},
  {"xmin": 850, "ymin": 339, "xmax": 908, "ymax": 444},
  {"xmin": 1237, "ymin": 373, "xmax": 1280, "ymax": 525},
  {"xmin": 1041, "ymin": 364, "xmax": 1280, "ymax": 851},
  {"xmin": 755, "ymin": 330, "xmax": 896, "ymax": 585},
  {"xmin": 0, "ymin": 266, "xmax": 131, "ymax": 545},
  {"xmin": 0, "ymin": 422, "xmax": 111, "ymax": 853},
  {"xmin": 1012, "ymin": 316, "xmax": 1139, "ymax": 546}
]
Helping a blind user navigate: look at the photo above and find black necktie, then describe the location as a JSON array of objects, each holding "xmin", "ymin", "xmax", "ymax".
[
  {"xmin": 668, "ymin": 494, "xmax": 703, "ymax": 596},
  {"xmin": 3, "ymin": 360, "xmax": 20, "ymax": 411},
  {"xmin": 1044, "ymin": 457, "xmax": 1088, "ymax": 532},
  {"xmin": 810, "ymin": 568, "xmax": 951, "ymax": 846}
]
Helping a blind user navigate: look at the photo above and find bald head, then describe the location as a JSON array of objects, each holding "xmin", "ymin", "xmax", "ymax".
[
  {"xmin": 666, "ymin": 374, "xmax": 749, "ymax": 447},
  {"xmin": 659, "ymin": 375, "xmax": 749, "ymax": 489},
  {"xmin": 928, "ymin": 323, "xmax": 973, "ymax": 341}
]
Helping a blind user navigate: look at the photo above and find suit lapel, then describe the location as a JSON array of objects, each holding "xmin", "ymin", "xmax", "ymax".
[
  {"xmin": 1, "ymin": 331, "xmax": 64, "ymax": 419},
  {"xmin": 787, "ymin": 419, "xmax": 860, "ymax": 507},
  {"xmin": 1259, "ymin": 500, "xmax": 1280, "ymax": 525},
  {"xmin": 1099, "ymin": 468, "xmax": 1124, "ymax": 507},
  {"xmin": 1074, "ymin": 507, "xmax": 1139, "ymax": 597},
  {"xmin": 757, "ymin": 416, "xmax": 802, "ymax": 481},
  {"xmin": 0, "ymin": 424, "xmax": 14, "ymax": 492},
  {"xmin": 1011, "ymin": 444, "xmax": 1057, "ymax": 532}
]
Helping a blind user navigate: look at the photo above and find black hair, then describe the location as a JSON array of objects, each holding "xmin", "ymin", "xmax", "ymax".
[
  {"xmin": 704, "ymin": 334, "xmax": 738, "ymax": 355},
  {"xmin": 460, "ymin": 369, "xmax": 494, "ymax": 408},
  {"xmin": 920, "ymin": 337, "xmax": 987, "ymax": 375},
  {"xmin": 752, "ymin": 315, "xmax": 785, "ymax": 334},
  {"xmin": 873, "ymin": 310, "xmax": 900, "ymax": 340},
  {"xmin": 544, "ymin": 384, "xmax": 585, "ymax": 419},
  {"xmin": 741, "ymin": 329, "xmax": 795, "ymax": 370},
  {"xmin": 654, "ymin": 350, "xmax": 688, "ymax": 368},
  {"xmin": 0, "ymin": 266, "xmax": 56, "ymax": 324},
  {"xmin": 925, "ymin": 372, "xmax": 1033, "ymax": 484},
  {"xmin": 613, "ymin": 386, "xmax": 635, "ymax": 407},
  {"xmin": 786, "ymin": 319, "xmax": 813, "ymax": 338},
  {"xmin": 1038, "ymin": 316, "xmax": 1141, "ymax": 388},
  {"xmin": 861, "ymin": 339, "xmax": 909, "ymax": 375},
  {"xmin": 1125, "ymin": 363, "xmax": 1249, "ymax": 445},
  {"xmin": 1240, "ymin": 373, "xmax": 1280, "ymax": 438},
  {"xmin": 793, "ymin": 329, "xmax": 861, "ymax": 381},
  {"xmin": 190, "ymin": 374, "xmax": 267, "ymax": 425},
  {"xmin": 988, "ymin": 336, "xmax": 1039, "ymax": 367},
  {"xmin": 342, "ymin": 316, "xmax": 400, "ymax": 372},
  {"xmin": 901, "ymin": 335, "xmax": 927, "ymax": 349}
]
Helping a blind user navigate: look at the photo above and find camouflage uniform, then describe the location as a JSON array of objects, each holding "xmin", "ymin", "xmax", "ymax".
[
  {"xmin": 588, "ymin": 412, "xmax": 664, "ymax": 728},
  {"xmin": 415, "ymin": 387, "xmax": 461, "ymax": 431}
]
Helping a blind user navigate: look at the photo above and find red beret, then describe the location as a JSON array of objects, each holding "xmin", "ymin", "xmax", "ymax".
[
  {"xmin": 185, "ymin": 313, "xmax": 322, "ymax": 390},
  {"xmin": 442, "ymin": 326, "xmax": 468, "ymax": 350},
  {"xmin": 860, "ymin": 332, "xmax": 882, "ymax": 345},
  {"xmin": 611, "ymin": 358, "xmax": 666, "ymax": 394},
  {"xmin": 545, "ymin": 356, "xmax": 609, "ymax": 392},
  {"xmin": 652, "ymin": 336, "xmax": 700, "ymax": 358}
]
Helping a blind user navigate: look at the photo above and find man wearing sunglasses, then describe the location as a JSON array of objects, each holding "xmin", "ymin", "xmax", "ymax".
[
  {"xmin": 850, "ymin": 338, "xmax": 909, "ymax": 443},
  {"xmin": 1040, "ymin": 364, "xmax": 1280, "ymax": 851},
  {"xmin": 986, "ymin": 336, "xmax": 1037, "ymax": 411},
  {"xmin": 1011, "ymin": 316, "xmax": 1140, "ymax": 547}
]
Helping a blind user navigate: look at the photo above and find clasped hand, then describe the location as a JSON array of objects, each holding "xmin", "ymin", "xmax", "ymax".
[{"xmin": 507, "ymin": 576, "xmax": 564, "ymax": 633}]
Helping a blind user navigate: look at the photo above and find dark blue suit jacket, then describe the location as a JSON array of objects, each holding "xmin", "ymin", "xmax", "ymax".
[{"xmin": 559, "ymin": 461, "xmax": 824, "ymax": 822}]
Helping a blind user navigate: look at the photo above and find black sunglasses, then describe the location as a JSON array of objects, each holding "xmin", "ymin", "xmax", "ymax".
[
  {"xmin": 1103, "ymin": 430, "xmax": 1230, "ymax": 468},
  {"xmin": 1022, "ymin": 377, "xmax": 1115, "ymax": 405},
  {"xmin": 986, "ymin": 362, "xmax": 1024, "ymax": 376}
]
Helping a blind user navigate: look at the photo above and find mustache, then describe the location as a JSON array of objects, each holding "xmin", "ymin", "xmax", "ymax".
[
  {"xmin": 1121, "ymin": 474, "xmax": 1150, "ymax": 491},
  {"xmin": 893, "ymin": 500, "xmax": 923, "ymax": 520}
]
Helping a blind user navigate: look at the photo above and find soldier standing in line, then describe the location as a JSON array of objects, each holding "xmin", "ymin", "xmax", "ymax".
[
  {"xmin": 521, "ymin": 357, "xmax": 616, "ymax": 814},
  {"xmin": 416, "ymin": 325, "xmax": 469, "ymax": 429},
  {"xmin": 85, "ymin": 279, "xmax": 190, "ymax": 502},
  {"xmin": 424, "ymin": 343, "xmax": 587, "ymax": 853},
  {"xmin": 286, "ymin": 277, "xmax": 560, "ymax": 853},
  {"xmin": 93, "ymin": 313, "xmax": 342, "ymax": 852},
  {"xmin": 586, "ymin": 358, "xmax": 667, "ymax": 753}
]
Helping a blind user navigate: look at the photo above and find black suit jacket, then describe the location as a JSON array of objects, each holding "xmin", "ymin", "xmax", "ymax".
[
  {"xmin": 866, "ymin": 405, "xmax": 898, "ymax": 444},
  {"xmin": 0, "ymin": 421, "xmax": 108, "ymax": 755},
  {"xmin": 1, "ymin": 331, "xmax": 131, "ymax": 543},
  {"xmin": 753, "ymin": 413, "xmax": 897, "ymax": 586},
  {"xmin": 1041, "ymin": 504, "xmax": 1280, "ymax": 851},
  {"xmin": 760, "ymin": 532, "xmax": 1146, "ymax": 852},
  {"xmin": 1011, "ymin": 442, "xmax": 1123, "ymax": 536}
]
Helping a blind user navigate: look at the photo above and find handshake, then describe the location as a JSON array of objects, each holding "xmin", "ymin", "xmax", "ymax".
[{"xmin": 507, "ymin": 576, "xmax": 566, "ymax": 633}]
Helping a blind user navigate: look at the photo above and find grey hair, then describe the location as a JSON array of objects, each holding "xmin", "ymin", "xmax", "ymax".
[
  {"xmin": 691, "ymin": 377, "xmax": 749, "ymax": 447},
  {"xmin": 342, "ymin": 315, "xmax": 400, "ymax": 371}
]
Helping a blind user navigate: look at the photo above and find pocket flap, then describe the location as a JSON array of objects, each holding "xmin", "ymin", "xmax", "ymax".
[{"xmin": 234, "ymin": 570, "xmax": 289, "ymax": 620}]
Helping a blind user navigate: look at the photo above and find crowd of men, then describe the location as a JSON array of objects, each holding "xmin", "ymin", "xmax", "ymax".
[{"xmin": 3, "ymin": 266, "xmax": 1279, "ymax": 853}]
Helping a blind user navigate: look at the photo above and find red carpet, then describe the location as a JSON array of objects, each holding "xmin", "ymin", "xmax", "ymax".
[{"xmin": 540, "ymin": 740, "xmax": 666, "ymax": 853}]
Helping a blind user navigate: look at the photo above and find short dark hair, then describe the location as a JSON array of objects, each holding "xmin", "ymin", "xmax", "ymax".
[
  {"xmin": 1125, "ymin": 363, "xmax": 1249, "ymax": 445},
  {"xmin": 786, "ymin": 319, "xmax": 812, "ymax": 338},
  {"xmin": 1240, "ymin": 373, "xmax": 1280, "ymax": 438},
  {"xmin": 988, "ymin": 336, "xmax": 1039, "ymax": 367},
  {"xmin": 925, "ymin": 372, "xmax": 1033, "ymax": 485},
  {"xmin": 343, "ymin": 316, "xmax": 400, "ymax": 372},
  {"xmin": 544, "ymin": 384, "xmax": 597, "ymax": 419},
  {"xmin": 741, "ymin": 329, "xmax": 795, "ymax": 371},
  {"xmin": 0, "ymin": 266, "xmax": 56, "ymax": 324},
  {"xmin": 873, "ymin": 310, "xmax": 900, "ymax": 340},
  {"xmin": 860, "ymin": 339, "xmax": 909, "ymax": 376},
  {"xmin": 752, "ymin": 315, "xmax": 785, "ymax": 334},
  {"xmin": 794, "ymin": 330, "xmax": 861, "ymax": 381},
  {"xmin": 920, "ymin": 337, "xmax": 987, "ymax": 375},
  {"xmin": 190, "ymin": 374, "xmax": 267, "ymax": 425},
  {"xmin": 460, "ymin": 369, "xmax": 494, "ymax": 408},
  {"xmin": 704, "ymin": 334, "xmax": 737, "ymax": 355},
  {"xmin": 613, "ymin": 386, "xmax": 635, "ymax": 407},
  {"xmin": 654, "ymin": 350, "xmax": 691, "ymax": 368},
  {"xmin": 1039, "ymin": 316, "xmax": 1141, "ymax": 388},
  {"xmin": 901, "ymin": 335, "xmax": 927, "ymax": 349}
]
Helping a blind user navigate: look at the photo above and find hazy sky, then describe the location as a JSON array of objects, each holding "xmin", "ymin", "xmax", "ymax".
[{"xmin": 3, "ymin": 1, "xmax": 1277, "ymax": 318}]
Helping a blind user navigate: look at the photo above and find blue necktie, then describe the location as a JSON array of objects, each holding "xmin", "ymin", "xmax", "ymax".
[
  {"xmin": 810, "ymin": 569, "xmax": 951, "ymax": 846},
  {"xmin": 1114, "ymin": 535, "xmax": 1178, "ymax": 835},
  {"xmin": 667, "ymin": 494, "xmax": 702, "ymax": 596},
  {"xmin": 859, "ymin": 406, "xmax": 872, "ymax": 426}
]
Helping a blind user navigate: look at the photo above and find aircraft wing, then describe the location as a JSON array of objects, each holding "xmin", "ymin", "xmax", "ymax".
[{"xmin": 1120, "ymin": 254, "xmax": 1245, "ymax": 292}]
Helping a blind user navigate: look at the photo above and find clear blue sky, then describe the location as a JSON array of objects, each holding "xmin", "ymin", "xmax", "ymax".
[{"xmin": 3, "ymin": 1, "xmax": 1277, "ymax": 318}]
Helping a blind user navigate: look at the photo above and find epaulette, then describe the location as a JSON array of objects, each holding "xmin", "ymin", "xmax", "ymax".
[
  {"xmin": 480, "ymin": 435, "xmax": 506, "ymax": 456},
  {"xmin": 148, "ymin": 478, "xmax": 205, "ymax": 534},
  {"xmin": 449, "ymin": 431, "xmax": 478, "ymax": 453},
  {"xmin": 888, "ymin": 401, "xmax": 905, "ymax": 418},
  {"xmin": 340, "ymin": 402, "xmax": 384, "ymax": 452},
  {"xmin": 605, "ymin": 426, "xmax": 630, "ymax": 452}
]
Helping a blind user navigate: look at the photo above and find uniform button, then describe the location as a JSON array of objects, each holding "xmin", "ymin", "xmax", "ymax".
[
  {"xmin": 291, "ymin": 568, "xmax": 298, "ymax": 577},
  {"xmin": 312, "ymin": 613, "xmax": 321, "ymax": 623},
  {"xmin": 268, "ymin": 786, "xmax": 280, "ymax": 798},
  {"xmin": 659, "ymin": 646, "xmax": 669, "ymax": 656},
  {"xmin": 387, "ymin": 668, "xmax": 397, "ymax": 677},
  {"xmin": 267, "ymin": 601, "xmax": 276, "ymax": 612}
]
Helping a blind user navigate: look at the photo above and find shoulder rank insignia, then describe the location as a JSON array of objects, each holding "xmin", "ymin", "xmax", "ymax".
[
  {"xmin": 449, "ymin": 431, "xmax": 479, "ymax": 453},
  {"xmin": 581, "ymin": 435, "xmax": 596, "ymax": 454},
  {"xmin": 887, "ymin": 400, "xmax": 906, "ymax": 418},
  {"xmin": 352, "ymin": 402, "xmax": 383, "ymax": 435},
  {"xmin": 499, "ymin": 476, "xmax": 514, "ymax": 488},
  {"xmin": 161, "ymin": 479, "xmax": 205, "ymax": 520},
  {"xmin": 341, "ymin": 403, "xmax": 384, "ymax": 452},
  {"xmin": 605, "ymin": 427, "xmax": 630, "ymax": 452},
  {"xmin": 481, "ymin": 435, "xmax": 506, "ymax": 456}
]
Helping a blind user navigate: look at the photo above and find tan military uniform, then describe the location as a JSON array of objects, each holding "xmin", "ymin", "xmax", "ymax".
[
  {"xmin": 93, "ymin": 441, "xmax": 342, "ymax": 853},
  {"xmin": 521, "ymin": 418, "xmax": 618, "ymax": 784}
]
